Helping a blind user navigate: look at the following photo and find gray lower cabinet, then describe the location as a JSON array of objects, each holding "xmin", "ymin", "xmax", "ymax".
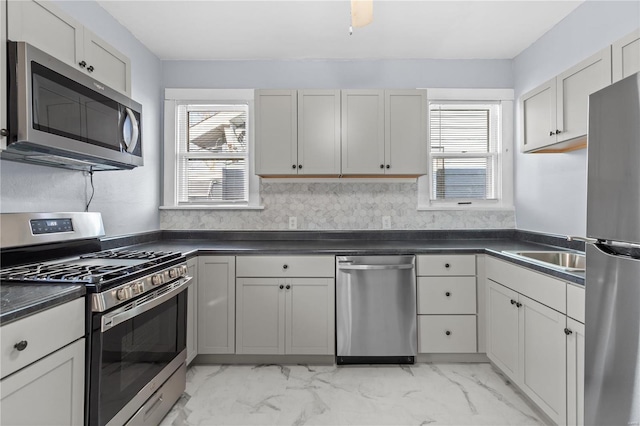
[
  {"xmin": 197, "ymin": 256, "xmax": 236, "ymax": 354},
  {"xmin": 1, "ymin": 339, "xmax": 85, "ymax": 425},
  {"xmin": 235, "ymin": 277, "xmax": 335, "ymax": 355},
  {"xmin": 0, "ymin": 298, "xmax": 85, "ymax": 425},
  {"xmin": 235, "ymin": 256, "xmax": 335, "ymax": 355},
  {"xmin": 486, "ymin": 258, "xmax": 569, "ymax": 425}
]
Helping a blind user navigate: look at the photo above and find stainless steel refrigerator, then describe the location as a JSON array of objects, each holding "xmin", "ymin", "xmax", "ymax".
[{"xmin": 585, "ymin": 72, "xmax": 640, "ymax": 426}]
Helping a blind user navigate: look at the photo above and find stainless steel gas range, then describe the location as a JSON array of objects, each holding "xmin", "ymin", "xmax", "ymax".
[{"xmin": 0, "ymin": 212, "xmax": 191, "ymax": 426}]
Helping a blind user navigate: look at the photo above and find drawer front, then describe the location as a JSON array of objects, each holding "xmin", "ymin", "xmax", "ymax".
[
  {"xmin": 417, "ymin": 255, "xmax": 476, "ymax": 276},
  {"xmin": 417, "ymin": 276, "xmax": 476, "ymax": 314},
  {"xmin": 418, "ymin": 315, "xmax": 477, "ymax": 353},
  {"xmin": 486, "ymin": 257, "xmax": 566, "ymax": 313},
  {"xmin": 0, "ymin": 298, "xmax": 85, "ymax": 379},
  {"xmin": 236, "ymin": 256, "xmax": 335, "ymax": 277},
  {"xmin": 567, "ymin": 284, "xmax": 585, "ymax": 323}
]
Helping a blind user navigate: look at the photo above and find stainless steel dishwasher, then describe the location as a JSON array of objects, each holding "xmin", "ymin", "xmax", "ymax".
[{"xmin": 336, "ymin": 255, "xmax": 417, "ymax": 364}]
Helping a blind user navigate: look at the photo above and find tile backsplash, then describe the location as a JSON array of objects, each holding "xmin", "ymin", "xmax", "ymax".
[{"xmin": 160, "ymin": 182, "xmax": 515, "ymax": 230}]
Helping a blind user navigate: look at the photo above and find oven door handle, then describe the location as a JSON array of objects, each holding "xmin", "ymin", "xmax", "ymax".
[{"xmin": 101, "ymin": 276, "xmax": 192, "ymax": 332}]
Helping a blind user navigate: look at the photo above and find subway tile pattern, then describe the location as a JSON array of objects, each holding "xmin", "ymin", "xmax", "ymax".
[{"xmin": 161, "ymin": 182, "xmax": 515, "ymax": 230}]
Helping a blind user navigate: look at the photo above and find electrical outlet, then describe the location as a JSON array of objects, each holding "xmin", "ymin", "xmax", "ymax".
[
  {"xmin": 382, "ymin": 216, "xmax": 391, "ymax": 229},
  {"xmin": 289, "ymin": 216, "xmax": 297, "ymax": 230}
]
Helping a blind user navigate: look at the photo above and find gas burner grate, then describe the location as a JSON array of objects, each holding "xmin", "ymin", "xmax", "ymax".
[
  {"xmin": 80, "ymin": 250, "xmax": 180, "ymax": 261},
  {"xmin": 0, "ymin": 263, "xmax": 130, "ymax": 284}
]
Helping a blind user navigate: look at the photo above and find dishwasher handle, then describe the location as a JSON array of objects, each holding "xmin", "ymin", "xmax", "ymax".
[{"xmin": 338, "ymin": 263, "xmax": 414, "ymax": 271}]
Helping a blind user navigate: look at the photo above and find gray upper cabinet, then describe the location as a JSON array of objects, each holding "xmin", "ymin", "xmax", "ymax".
[
  {"xmin": 385, "ymin": 90, "xmax": 428, "ymax": 175},
  {"xmin": 297, "ymin": 90, "xmax": 342, "ymax": 175},
  {"xmin": 255, "ymin": 90, "xmax": 298, "ymax": 176},
  {"xmin": 341, "ymin": 89, "xmax": 385, "ymax": 174},
  {"xmin": 255, "ymin": 89, "xmax": 341, "ymax": 176},
  {"xmin": 256, "ymin": 88, "xmax": 427, "ymax": 177},
  {"xmin": 521, "ymin": 47, "xmax": 611, "ymax": 153},
  {"xmin": 7, "ymin": 0, "xmax": 131, "ymax": 96},
  {"xmin": 612, "ymin": 28, "xmax": 640, "ymax": 83}
]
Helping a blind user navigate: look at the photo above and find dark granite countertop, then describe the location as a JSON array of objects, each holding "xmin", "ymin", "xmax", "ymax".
[
  {"xmin": 0, "ymin": 284, "xmax": 85, "ymax": 326},
  {"xmin": 1, "ymin": 230, "xmax": 585, "ymax": 326},
  {"xmin": 122, "ymin": 237, "xmax": 585, "ymax": 285}
]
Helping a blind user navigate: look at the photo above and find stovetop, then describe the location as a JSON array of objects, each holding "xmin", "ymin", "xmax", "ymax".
[{"xmin": 0, "ymin": 250, "xmax": 184, "ymax": 292}]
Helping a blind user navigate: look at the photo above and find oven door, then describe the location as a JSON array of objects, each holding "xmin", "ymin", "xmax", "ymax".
[{"xmin": 89, "ymin": 277, "xmax": 190, "ymax": 426}]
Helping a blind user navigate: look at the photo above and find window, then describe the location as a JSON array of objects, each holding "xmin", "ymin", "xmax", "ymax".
[
  {"xmin": 177, "ymin": 104, "xmax": 248, "ymax": 204},
  {"xmin": 163, "ymin": 89, "xmax": 260, "ymax": 209},
  {"xmin": 418, "ymin": 89, "xmax": 513, "ymax": 210},
  {"xmin": 429, "ymin": 102, "xmax": 500, "ymax": 201}
]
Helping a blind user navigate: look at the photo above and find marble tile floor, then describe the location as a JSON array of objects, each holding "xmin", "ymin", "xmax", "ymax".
[{"xmin": 160, "ymin": 363, "xmax": 545, "ymax": 426}]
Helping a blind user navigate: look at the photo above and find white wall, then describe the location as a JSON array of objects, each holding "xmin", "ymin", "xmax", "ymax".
[
  {"xmin": 0, "ymin": 0, "xmax": 162, "ymax": 237},
  {"xmin": 163, "ymin": 59, "xmax": 513, "ymax": 89},
  {"xmin": 513, "ymin": 1, "xmax": 640, "ymax": 236}
]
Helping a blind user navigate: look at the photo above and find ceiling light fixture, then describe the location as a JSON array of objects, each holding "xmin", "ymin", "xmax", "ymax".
[{"xmin": 349, "ymin": 0, "xmax": 373, "ymax": 35}]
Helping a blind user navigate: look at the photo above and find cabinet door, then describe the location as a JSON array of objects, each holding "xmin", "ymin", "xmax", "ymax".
[
  {"xmin": 486, "ymin": 279, "xmax": 519, "ymax": 380},
  {"xmin": 521, "ymin": 79, "xmax": 556, "ymax": 152},
  {"xmin": 7, "ymin": 0, "xmax": 83, "ymax": 69},
  {"xmin": 197, "ymin": 256, "xmax": 236, "ymax": 354},
  {"xmin": 1, "ymin": 339, "xmax": 84, "ymax": 426},
  {"xmin": 385, "ymin": 89, "xmax": 427, "ymax": 175},
  {"xmin": 557, "ymin": 47, "xmax": 612, "ymax": 143},
  {"xmin": 83, "ymin": 28, "xmax": 131, "ymax": 96},
  {"xmin": 519, "ymin": 295, "xmax": 567, "ymax": 425},
  {"xmin": 567, "ymin": 318, "xmax": 585, "ymax": 426},
  {"xmin": 285, "ymin": 278, "xmax": 335, "ymax": 355},
  {"xmin": 1, "ymin": 0, "xmax": 7, "ymax": 150},
  {"xmin": 297, "ymin": 90, "xmax": 341, "ymax": 175},
  {"xmin": 613, "ymin": 28, "xmax": 640, "ymax": 83},
  {"xmin": 236, "ymin": 278, "xmax": 285, "ymax": 354},
  {"xmin": 341, "ymin": 90, "xmax": 385, "ymax": 175},
  {"xmin": 186, "ymin": 257, "xmax": 198, "ymax": 365},
  {"xmin": 255, "ymin": 90, "xmax": 298, "ymax": 175}
]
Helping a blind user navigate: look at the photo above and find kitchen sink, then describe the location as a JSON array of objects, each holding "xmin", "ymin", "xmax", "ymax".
[{"xmin": 504, "ymin": 250, "xmax": 586, "ymax": 272}]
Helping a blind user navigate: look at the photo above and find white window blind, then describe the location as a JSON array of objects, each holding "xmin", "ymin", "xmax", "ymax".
[
  {"xmin": 176, "ymin": 104, "xmax": 248, "ymax": 204},
  {"xmin": 429, "ymin": 102, "xmax": 500, "ymax": 201}
]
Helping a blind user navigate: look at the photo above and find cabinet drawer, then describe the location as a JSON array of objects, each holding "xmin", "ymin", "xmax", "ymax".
[
  {"xmin": 486, "ymin": 257, "xmax": 566, "ymax": 313},
  {"xmin": 236, "ymin": 256, "xmax": 335, "ymax": 277},
  {"xmin": 0, "ymin": 298, "xmax": 84, "ymax": 379},
  {"xmin": 418, "ymin": 315, "xmax": 477, "ymax": 353},
  {"xmin": 417, "ymin": 277, "xmax": 476, "ymax": 314},
  {"xmin": 567, "ymin": 284, "xmax": 585, "ymax": 323},
  {"xmin": 417, "ymin": 255, "xmax": 476, "ymax": 276}
]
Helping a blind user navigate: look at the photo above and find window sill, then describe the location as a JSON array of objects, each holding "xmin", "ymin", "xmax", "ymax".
[
  {"xmin": 417, "ymin": 204, "xmax": 515, "ymax": 212},
  {"xmin": 159, "ymin": 205, "xmax": 265, "ymax": 211}
]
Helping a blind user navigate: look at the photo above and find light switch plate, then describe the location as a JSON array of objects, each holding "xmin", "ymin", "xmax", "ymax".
[{"xmin": 289, "ymin": 216, "xmax": 297, "ymax": 229}]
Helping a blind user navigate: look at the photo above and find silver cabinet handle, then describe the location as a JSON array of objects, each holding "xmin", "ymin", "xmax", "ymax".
[
  {"xmin": 102, "ymin": 276, "xmax": 192, "ymax": 332},
  {"xmin": 567, "ymin": 236, "xmax": 598, "ymax": 244},
  {"xmin": 338, "ymin": 264, "xmax": 414, "ymax": 270}
]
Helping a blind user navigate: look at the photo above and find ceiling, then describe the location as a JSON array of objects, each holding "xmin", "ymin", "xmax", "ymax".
[{"xmin": 97, "ymin": 0, "xmax": 584, "ymax": 61}]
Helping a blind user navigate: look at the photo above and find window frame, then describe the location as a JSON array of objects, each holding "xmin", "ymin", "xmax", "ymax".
[
  {"xmin": 162, "ymin": 89, "xmax": 262, "ymax": 210},
  {"xmin": 417, "ymin": 88, "xmax": 514, "ymax": 211}
]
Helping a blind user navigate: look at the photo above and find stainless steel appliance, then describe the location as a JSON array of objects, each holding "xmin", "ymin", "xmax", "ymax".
[
  {"xmin": 2, "ymin": 42, "xmax": 142, "ymax": 171},
  {"xmin": 585, "ymin": 72, "xmax": 640, "ymax": 426},
  {"xmin": 0, "ymin": 213, "xmax": 190, "ymax": 426},
  {"xmin": 336, "ymin": 255, "xmax": 417, "ymax": 364}
]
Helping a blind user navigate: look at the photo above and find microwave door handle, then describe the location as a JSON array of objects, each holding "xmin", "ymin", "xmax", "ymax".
[{"xmin": 123, "ymin": 108, "xmax": 139, "ymax": 153}]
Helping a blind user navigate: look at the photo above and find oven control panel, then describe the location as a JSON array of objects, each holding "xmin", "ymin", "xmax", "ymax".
[{"xmin": 30, "ymin": 218, "xmax": 74, "ymax": 235}]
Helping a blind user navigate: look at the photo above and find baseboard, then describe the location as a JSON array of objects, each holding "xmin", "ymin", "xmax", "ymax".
[
  {"xmin": 416, "ymin": 353, "xmax": 490, "ymax": 363},
  {"xmin": 192, "ymin": 354, "xmax": 335, "ymax": 365}
]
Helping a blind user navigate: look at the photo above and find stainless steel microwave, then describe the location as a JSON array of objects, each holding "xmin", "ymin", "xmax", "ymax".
[{"xmin": 2, "ymin": 41, "xmax": 142, "ymax": 171}]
